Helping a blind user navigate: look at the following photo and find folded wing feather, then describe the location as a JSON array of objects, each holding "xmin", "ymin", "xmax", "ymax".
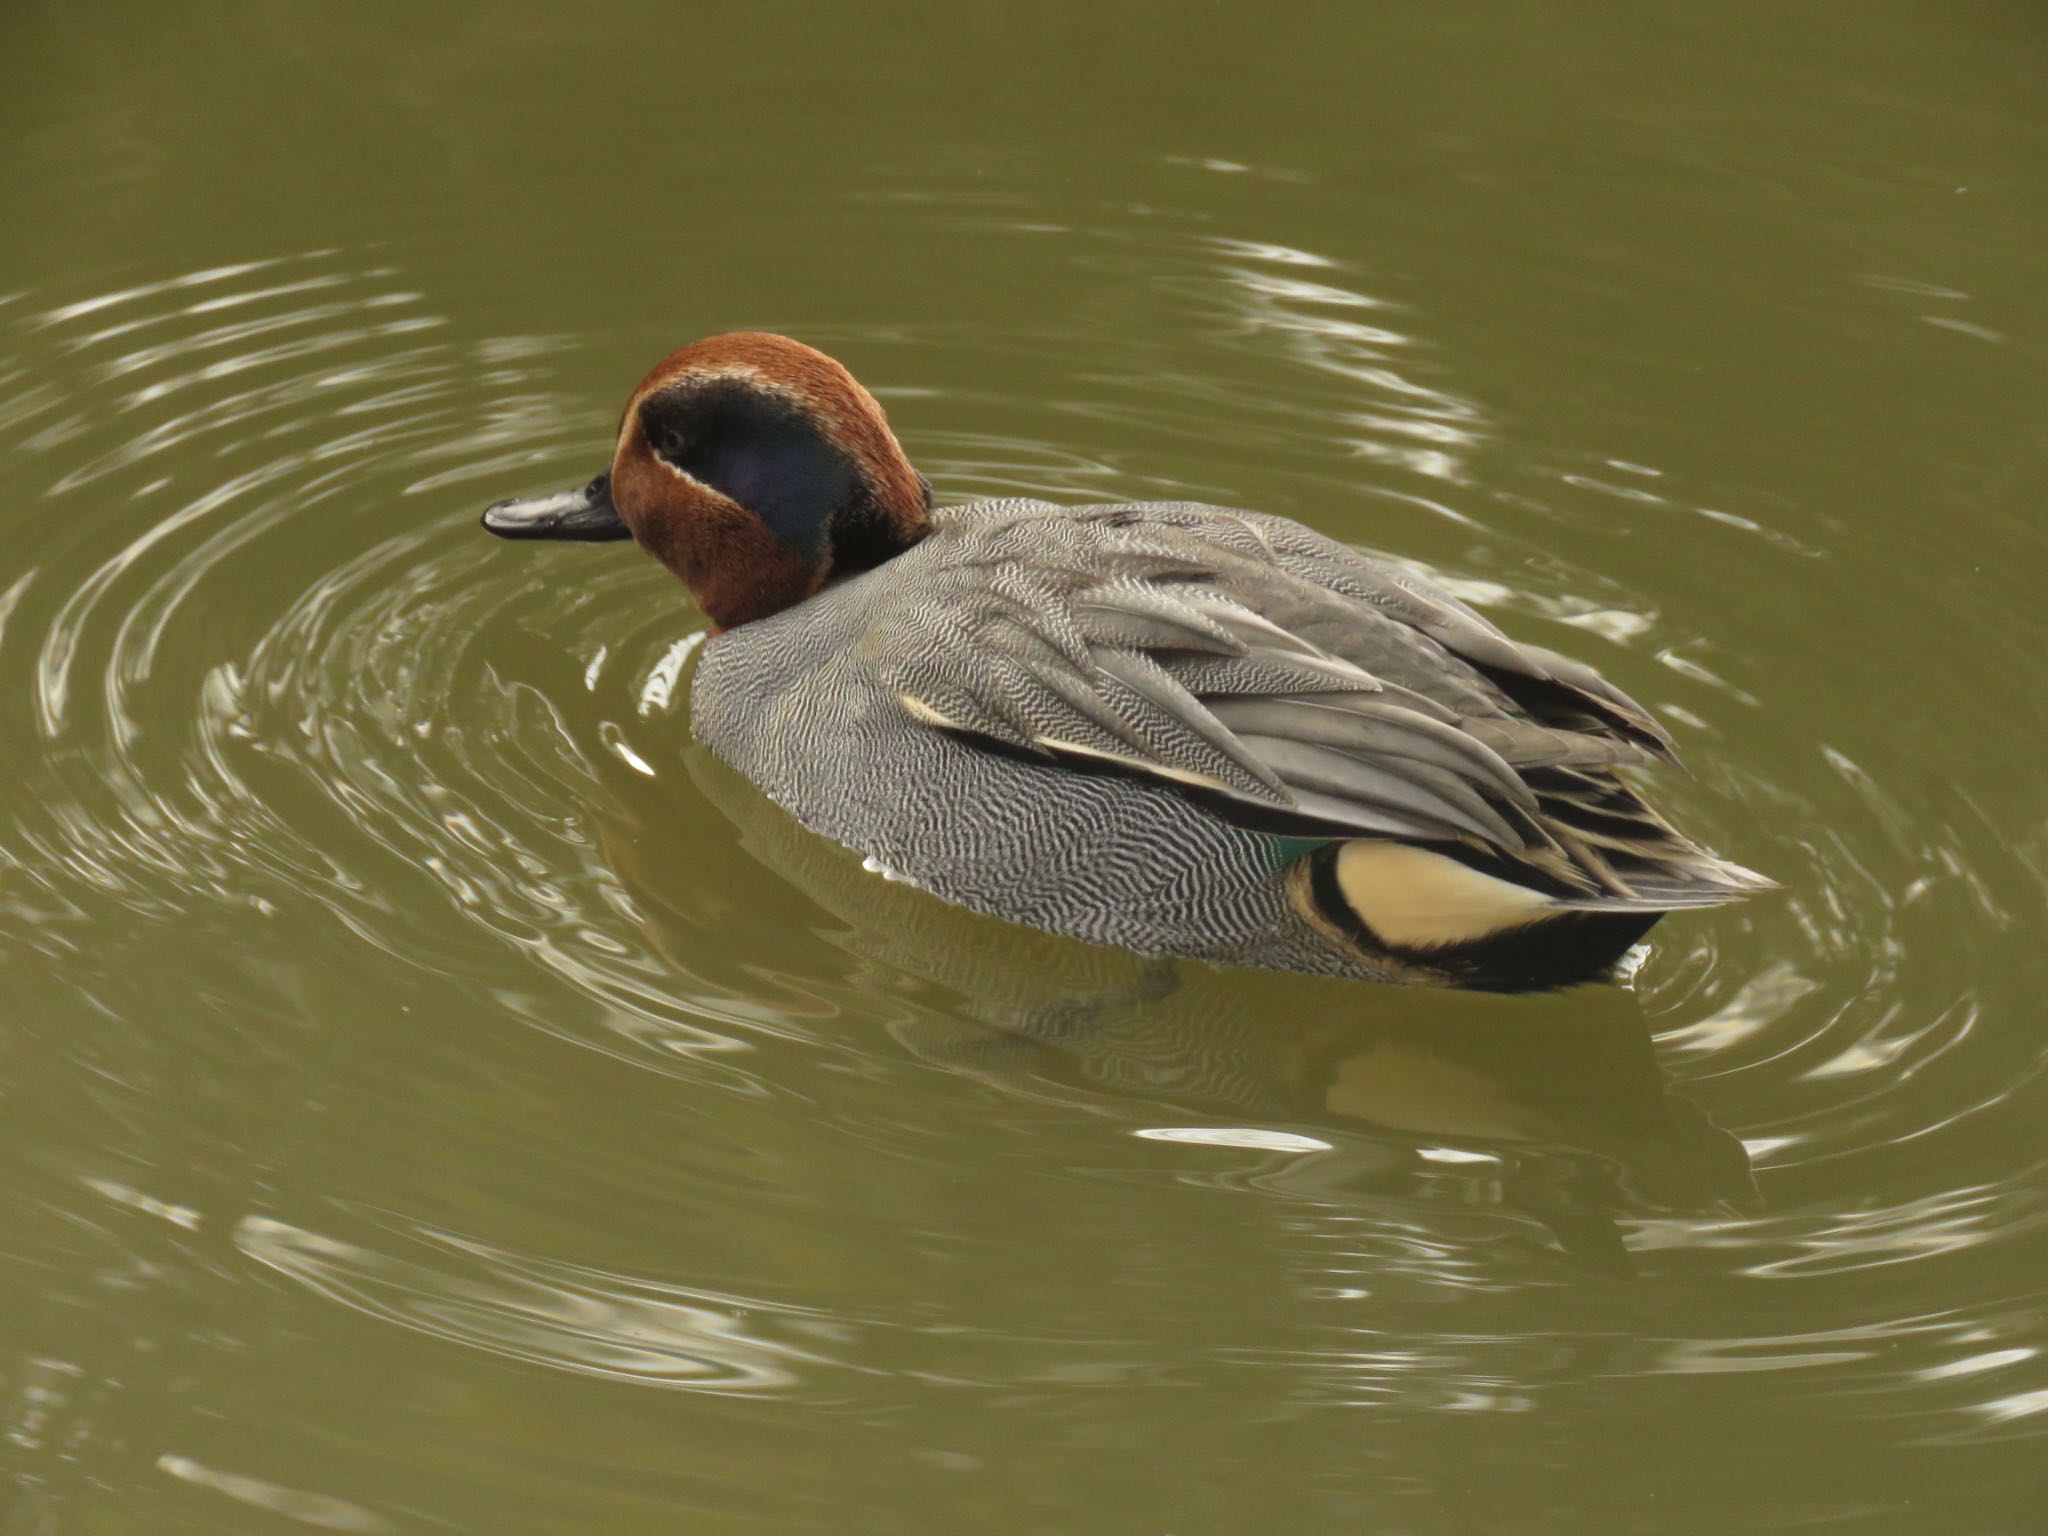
[
  {"xmin": 878, "ymin": 504, "xmax": 1769, "ymax": 907},
  {"xmin": 882, "ymin": 512, "xmax": 1567, "ymax": 862}
]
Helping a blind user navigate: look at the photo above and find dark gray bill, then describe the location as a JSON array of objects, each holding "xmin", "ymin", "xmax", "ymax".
[{"xmin": 480, "ymin": 472, "xmax": 630, "ymax": 541}]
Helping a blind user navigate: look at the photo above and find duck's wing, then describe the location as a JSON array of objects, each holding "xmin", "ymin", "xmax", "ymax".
[
  {"xmin": 876, "ymin": 503, "xmax": 1767, "ymax": 907},
  {"xmin": 1121, "ymin": 503, "xmax": 1680, "ymax": 762}
]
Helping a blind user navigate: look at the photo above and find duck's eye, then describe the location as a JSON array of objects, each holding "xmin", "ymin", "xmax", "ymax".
[{"xmin": 649, "ymin": 423, "xmax": 685, "ymax": 460}]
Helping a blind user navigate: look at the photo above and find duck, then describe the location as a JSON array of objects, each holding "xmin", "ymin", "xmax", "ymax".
[{"xmin": 482, "ymin": 332, "xmax": 1772, "ymax": 991}]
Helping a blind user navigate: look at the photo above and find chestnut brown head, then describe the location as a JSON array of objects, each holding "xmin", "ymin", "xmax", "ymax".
[{"xmin": 483, "ymin": 333, "xmax": 933, "ymax": 630}]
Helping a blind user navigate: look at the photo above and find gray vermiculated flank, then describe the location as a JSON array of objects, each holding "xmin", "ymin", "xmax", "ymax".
[{"xmin": 689, "ymin": 499, "xmax": 1769, "ymax": 981}]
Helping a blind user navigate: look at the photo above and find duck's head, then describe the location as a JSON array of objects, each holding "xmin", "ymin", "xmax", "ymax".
[{"xmin": 482, "ymin": 332, "xmax": 933, "ymax": 630}]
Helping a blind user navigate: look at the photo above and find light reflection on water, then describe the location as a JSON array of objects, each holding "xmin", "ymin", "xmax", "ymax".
[{"xmin": 235, "ymin": 1212, "xmax": 820, "ymax": 1393}]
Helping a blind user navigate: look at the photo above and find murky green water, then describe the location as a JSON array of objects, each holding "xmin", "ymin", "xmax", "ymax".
[{"xmin": 4, "ymin": 3, "xmax": 2046, "ymax": 1531}]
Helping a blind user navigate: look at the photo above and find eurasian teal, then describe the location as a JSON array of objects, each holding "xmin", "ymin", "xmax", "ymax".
[{"xmin": 483, "ymin": 332, "xmax": 1770, "ymax": 990}]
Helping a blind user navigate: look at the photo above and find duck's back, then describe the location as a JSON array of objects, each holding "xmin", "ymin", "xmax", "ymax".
[{"xmin": 690, "ymin": 499, "xmax": 1768, "ymax": 989}]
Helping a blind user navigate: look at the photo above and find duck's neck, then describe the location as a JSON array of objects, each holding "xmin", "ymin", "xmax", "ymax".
[
  {"xmin": 826, "ymin": 467, "xmax": 934, "ymax": 582},
  {"xmin": 683, "ymin": 467, "xmax": 932, "ymax": 634}
]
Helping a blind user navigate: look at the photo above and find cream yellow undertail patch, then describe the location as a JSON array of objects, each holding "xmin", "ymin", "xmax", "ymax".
[{"xmin": 1334, "ymin": 841, "xmax": 1557, "ymax": 950}]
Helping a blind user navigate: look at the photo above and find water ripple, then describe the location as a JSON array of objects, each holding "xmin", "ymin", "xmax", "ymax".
[
  {"xmin": 0, "ymin": 240, "xmax": 2041, "ymax": 1466},
  {"xmin": 235, "ymin": 1211, "xmax": 821, "ymax": 1393}
]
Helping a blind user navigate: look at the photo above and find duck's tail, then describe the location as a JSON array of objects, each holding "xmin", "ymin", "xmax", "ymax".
[{"xmin": 1293, "ymin": 819, "xmax": 1775, "ymax": 993}]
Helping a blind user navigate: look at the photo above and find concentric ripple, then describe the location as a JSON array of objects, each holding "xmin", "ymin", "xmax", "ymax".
[{"xmin": 2, "ymin": 232, "xmax": 2045, "ymax": 1527}]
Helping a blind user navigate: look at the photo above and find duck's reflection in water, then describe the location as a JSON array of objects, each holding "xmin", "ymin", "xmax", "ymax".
[{"xmin": 596, "ymin": 744, "xmax": 1753, "ymax": 1276}]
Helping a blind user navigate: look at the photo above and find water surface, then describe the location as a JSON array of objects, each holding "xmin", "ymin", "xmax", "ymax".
[{"xmin": 3, "ymin": 4, "xmax": 2046, "ymax": 1532}]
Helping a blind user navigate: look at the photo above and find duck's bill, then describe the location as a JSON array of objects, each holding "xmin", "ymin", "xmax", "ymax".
[{"xmin": 480, "ymin": 473, "xmax": 630, "ymax": 541}]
